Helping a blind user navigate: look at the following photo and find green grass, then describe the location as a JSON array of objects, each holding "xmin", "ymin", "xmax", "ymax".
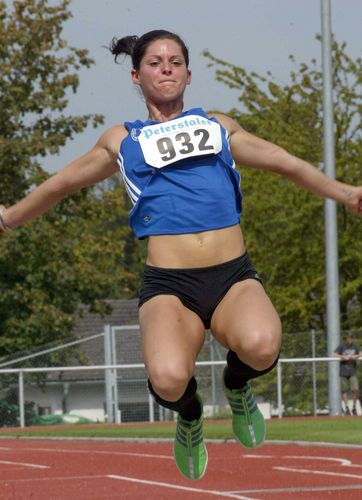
[
  {"xmin": 265, "ymin": 417, "xmax": 362, "ymax": 445},
  {"xmin": 0, "ymin": 417, "xmax": 361, "ymax": 445}
]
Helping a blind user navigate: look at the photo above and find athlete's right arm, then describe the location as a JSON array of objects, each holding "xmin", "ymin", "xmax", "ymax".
[{"xmin": 0, "ymin": 126, "xmax": 127, "ymax": 231}]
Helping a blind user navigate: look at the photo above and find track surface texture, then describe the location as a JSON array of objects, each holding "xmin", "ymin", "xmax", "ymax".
[{"xmin": 0, "ymin": 438, "xmax": 361, "ymax": 499}]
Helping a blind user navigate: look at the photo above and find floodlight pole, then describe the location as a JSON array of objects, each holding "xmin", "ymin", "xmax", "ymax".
[{"xmin": 320, "ymin": 0, "xmax": 341, "ymax": 416}]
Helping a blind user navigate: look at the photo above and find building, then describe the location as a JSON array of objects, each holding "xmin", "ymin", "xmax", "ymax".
[{"xmin": 0, "ymin": 299, "xmax": 155, "ymax": 423}]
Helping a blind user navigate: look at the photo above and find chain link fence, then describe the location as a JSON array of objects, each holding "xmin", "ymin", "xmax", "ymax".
[{"xmin": 0, "ymin": 327, "xmax": 360, "ymax": 427}]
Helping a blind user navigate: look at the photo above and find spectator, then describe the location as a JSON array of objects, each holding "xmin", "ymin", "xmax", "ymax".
[{"xmin": 334, "ymin": 333, "xmax": 361, "ymax": 415}]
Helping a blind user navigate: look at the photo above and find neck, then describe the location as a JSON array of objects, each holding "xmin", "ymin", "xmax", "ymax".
[{"xmin": 146, "ymin": 100, "xmax": 185, "ymax": 122}]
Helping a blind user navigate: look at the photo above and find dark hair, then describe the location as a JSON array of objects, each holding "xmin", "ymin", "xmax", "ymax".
[{"xmin": 109, "ymin": 29, "xmax": 189, "ymax": 70}]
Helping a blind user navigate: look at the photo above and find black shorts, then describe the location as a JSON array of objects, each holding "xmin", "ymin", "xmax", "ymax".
[{"xmin": 138, "ymin": 252, "xmax": 262, "ymax": 329}]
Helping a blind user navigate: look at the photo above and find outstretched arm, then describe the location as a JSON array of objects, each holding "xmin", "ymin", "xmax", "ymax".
[
  {"xmin": 0, "ymin": 126, "xmax": 125, "ymax": 231},
  {"xmin": 214, "ymin": 113, "xmax": 362, "ymax": 214}
]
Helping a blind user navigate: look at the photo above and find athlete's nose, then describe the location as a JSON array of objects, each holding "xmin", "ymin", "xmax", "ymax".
[{"xmin": 161, "ymin": 61, "xmax": 172, "ymax": 74}]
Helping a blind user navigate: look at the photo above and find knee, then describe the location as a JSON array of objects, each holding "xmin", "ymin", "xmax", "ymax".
[
  {"xmin": 232, "ymin": 328, "xmax": 281, "ymax": 371},
  {"xmin": 148, "ymin": 363, "xmax": 193, "ymax": 402}
]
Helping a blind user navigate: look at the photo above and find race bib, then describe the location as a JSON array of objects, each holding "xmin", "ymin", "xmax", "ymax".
[{"xmin": 138, "ymin": 115, "xmax": 222, "ymax": 168}]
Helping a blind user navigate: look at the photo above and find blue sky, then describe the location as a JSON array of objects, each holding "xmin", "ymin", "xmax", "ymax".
[{"xmin": 45, "ymin": 0, "xmax": 362, "ymax": 172}]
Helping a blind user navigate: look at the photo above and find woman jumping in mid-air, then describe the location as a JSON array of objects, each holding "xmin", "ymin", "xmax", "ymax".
[{"xmin": 1, "ymin": 30, "xmax": 361, "ymax": 480}]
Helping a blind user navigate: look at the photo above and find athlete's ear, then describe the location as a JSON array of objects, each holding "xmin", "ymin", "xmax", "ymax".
[
  {"xmin": 131, "ymin": 69, "xmax": 140, "ymax": 85},
  {"xmin": 186, "ymin": 69, "xmax": 192, "ymax": 85}
]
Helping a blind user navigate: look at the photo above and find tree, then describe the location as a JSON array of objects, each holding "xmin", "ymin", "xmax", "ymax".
[
  {"xmin": 204, "ymin": 38, "xmax": 362, "ymax": 336},
  {"xmin": 0, "ymin": 0, "xmax": 103, "ymax": 203},
  {"xmin": 0, "ymin": 0, "xmax": 144, "ymax": 360}
]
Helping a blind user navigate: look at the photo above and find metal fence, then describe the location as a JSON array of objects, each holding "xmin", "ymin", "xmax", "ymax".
[{"xmin": 0, "ymin": 326, "xmax": 360, "ymax": 427}]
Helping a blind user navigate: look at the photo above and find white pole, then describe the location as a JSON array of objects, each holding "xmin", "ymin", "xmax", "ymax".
[
  {"xmin": 18, "ymin": 370, "xmax": 25, "ymax": 428},
  {"xmin": 111, "ymin": 327, "xmax": 120, "ymax": 424},
  {"xmin": 148, "ymin": 393, "xmax": 155, "ymax": 423},
  {"xmin": 277, "ymin": 362, "xmax": 283, "ymax": 418},
  {"xmin": 320, "ymin": 0, "xmax": 341, "ymax": 416},
  {"xmin": 104, "ymin": 325, "xmax": 114, "ymax": 423},
  {"xmin": 311, "ymin": 330, "xmax": 318, "ymax": 416}
]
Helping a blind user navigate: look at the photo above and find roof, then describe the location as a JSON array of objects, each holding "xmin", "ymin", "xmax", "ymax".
[{"xmin": 50, "ymin": 299, "xmax": 144, "ymax": 382}]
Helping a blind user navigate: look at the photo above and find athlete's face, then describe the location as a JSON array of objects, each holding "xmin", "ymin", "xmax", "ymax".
[{"xmin": 131, "ymin": 39, "xmax": 191, "ymax": 104}]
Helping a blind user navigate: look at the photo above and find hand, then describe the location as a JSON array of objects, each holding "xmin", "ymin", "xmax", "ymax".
[
  {"xmin": 0, "ymin": 205, "xmax": 10, "ymax": 233},
  {"xmin": 345, "ymin": 186, "xmax": 362, "ymax": 214}
]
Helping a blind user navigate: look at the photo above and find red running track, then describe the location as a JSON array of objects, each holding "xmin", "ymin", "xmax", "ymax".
[{"xmin": 0, "ymin": 438, "xmax": 361, "ymax": 499}]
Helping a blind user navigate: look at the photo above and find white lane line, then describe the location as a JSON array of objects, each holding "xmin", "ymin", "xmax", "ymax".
[
  {"xmin": 243, "ymin": 454, "xmax": 356, "ymax": 467},
  {"xmin": 0, "ymin": 474, "xmax": 106, "ymax": 484},
  {"xmin": 107, "ymin": 474, "xmax": 261, "ymax": 500},
  {"xmin": 10, "ymin": 446, "xmax": 172, "ymax": 460},
  {"xmin": 274, "ymin": 466, "xmax": 362, "ymax": 480},
  {"xmin": 0, "ymin": 460, "xmax": 49, "ymax": 469},
  {"xmin": 230, "ymin": 484, "xmax": 362, "ymax": 494},
  {"xmin": 285, "ymin": 455, "xmax": 352, "ymax": 466}
]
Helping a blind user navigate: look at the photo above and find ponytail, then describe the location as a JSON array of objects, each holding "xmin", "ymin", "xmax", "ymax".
[
  {"xmin": 109, "ymin": 35, "xmax": 138, "ymax": 63},
  {"xmin": 109, "ymin": 30, "xmax": 189, "ymax": 71}
]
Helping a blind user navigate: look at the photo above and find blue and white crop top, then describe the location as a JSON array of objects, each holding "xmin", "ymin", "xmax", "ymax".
[{"xmin": 117, "ymin": 108, "xmax": 242, "ymax": 239}]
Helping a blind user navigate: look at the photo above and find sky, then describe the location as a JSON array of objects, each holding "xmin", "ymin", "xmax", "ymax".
[{"xmin": 44, "ymin": 0, "xmax": 362, "ymax": 173}]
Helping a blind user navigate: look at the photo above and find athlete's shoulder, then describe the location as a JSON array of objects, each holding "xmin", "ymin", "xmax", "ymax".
[
  {"xmin": 208, "ymin": 112, "xmax": 239, "ymax": 131},
  {"xmin": 96, "ymin": 124, "xmax": 128, "ymax": 157}
]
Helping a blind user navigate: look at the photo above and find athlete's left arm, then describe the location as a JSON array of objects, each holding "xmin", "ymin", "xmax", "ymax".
[{"xmin": 213, "ymin": 113, "xmax": 362, "ymax": 215}]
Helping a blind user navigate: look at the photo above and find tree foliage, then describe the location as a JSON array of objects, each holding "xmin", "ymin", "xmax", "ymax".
[
  {"xmin": 204, "ymin": 38, "xmax": 362, "ymax": 334},
  {"xmin": 0, "ymin": 0, "xmax": 104, "ymax": 203},
  {"xmin": 0, "ymin": 0, "xmax": 144, "ymax": 360},
  {"xmin": 2, "ymin": 7, "xmax": 361, "ymax": 366}
]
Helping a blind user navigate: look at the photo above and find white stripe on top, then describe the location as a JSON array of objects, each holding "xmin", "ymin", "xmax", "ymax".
[
  {"xmin": 117, "ymin": 152, "xmax": 142, "ymax": 205},
  {"xmin": 224, "ymin": 128, "xmax": 236, "ymax": 170}
]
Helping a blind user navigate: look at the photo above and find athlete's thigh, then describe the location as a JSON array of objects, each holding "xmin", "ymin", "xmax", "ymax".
[
  {"xmin": 139, "ymin": 295, "xmax": 205, "ymax": 372},
  {"xmin": 210, "ymin": 279, "xmax": 281, "ymax": 352}
]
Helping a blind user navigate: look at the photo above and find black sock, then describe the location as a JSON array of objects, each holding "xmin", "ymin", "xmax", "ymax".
[
  {"xmin": 224, "ymin": 350, "xmax": 280, "ymax": 390},
  {"xmin": 148, "ymin": 376, "xmax": 202, "ymax": 421}
]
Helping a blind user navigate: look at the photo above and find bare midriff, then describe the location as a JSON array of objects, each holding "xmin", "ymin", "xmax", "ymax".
[{"xmin": 146, "ymin": 224, "xmax": 246, "ymax": 269}]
